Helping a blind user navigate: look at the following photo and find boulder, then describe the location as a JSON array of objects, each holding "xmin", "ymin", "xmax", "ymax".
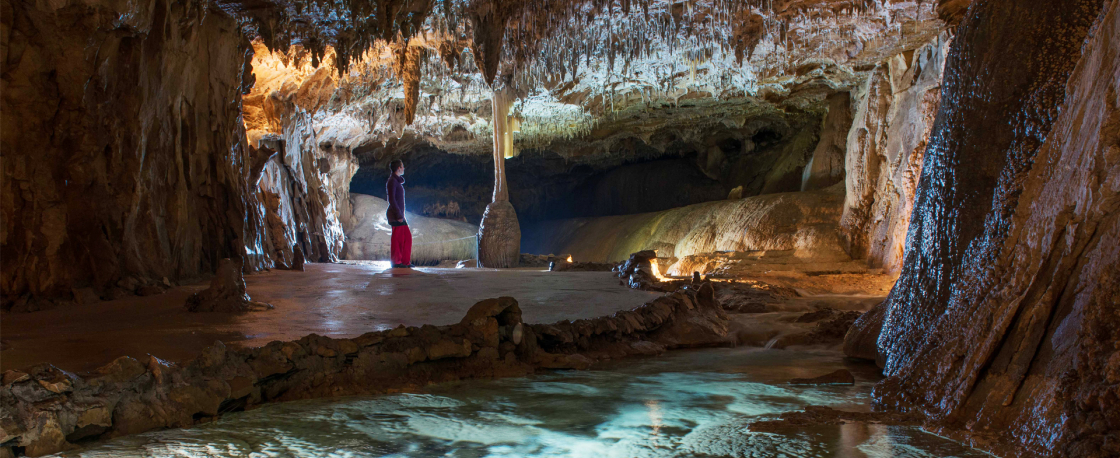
[
  {"xmin": 615, "ymin": 250, "xmax": 657, "ymax": 277},
  {"xmin": 460, "ymin": 297, "xmax": 521, "ymax": 326},
  {"xmin": 843, "ymin": 302, "xmax": 886, "ymax": 367}
]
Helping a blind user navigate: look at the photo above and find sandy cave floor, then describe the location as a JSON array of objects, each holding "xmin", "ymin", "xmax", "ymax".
[{"xmin": 0, "ymin": 263, "xmax": 663, "ymax": 373}]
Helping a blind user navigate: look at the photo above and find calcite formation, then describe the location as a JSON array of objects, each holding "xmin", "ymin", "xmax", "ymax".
[
  {"xmin": 477, "ymin": 87, "xmax": 522, "ymax": 267},
  {"xmin": 343, "ymin": 193, "xmax": 477, "ymax": 263},
  {"xmin": 3, "ymin": 0, "xmax": 1118, "ymax": 456},
  {"xmin": 1, "ymin": 0, "xmax": 354, "ymax": 307},
  {"xmin": 522, "ymin": 186, "xmax": 852, "ymax": 271},
  {"xmin": 1, "ymin": 284, "xmax": 728, "ymax": 456},
  {"xmin": 2, "ymin": 0, "xmax": 947, "ymax": 303},
  {"xmin": 477, "ymin": 200, "xmax": 522, "ymax": 268},
  {"xmin": 800, "ymin": 91, "xmax": 852, "ymax": 192},
  {"xmin": 871, "ymin": 1, "xmax": 1120, "ymax": 457},
  {"xmin": 1, "ymin": 0, "xmax": 256, "ymax": 306},
  {"xmin": 840, "ymin": 32, "xmax": 950, "ymax": 273}
]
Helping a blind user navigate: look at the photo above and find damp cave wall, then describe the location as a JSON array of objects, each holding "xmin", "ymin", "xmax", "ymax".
[
  {"xmin": 872, "ymin": 0, "xmax": 1120, "ymax": 457},
  {"xmin": 517, "ymin": 30, "xmax": 954, "ymax": 274},
  {"xmin": 0, "ymin": 0, "xmax": 350, "ymax": 307}
]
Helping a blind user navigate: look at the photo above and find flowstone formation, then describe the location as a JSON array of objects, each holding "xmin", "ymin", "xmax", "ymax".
[
  {"xmin": 515, "ymin": 27, "xmax": 951, "ymax": 276},
  {"xmin": 343, "ymin": 194, "xmax": 477, "ymax": 264},
  {"xmin": 851, "ymin": 1, "xmax": 1120, "ymax": 457},
  {"xmin": 522, "ymin": 185, "xmax": 853, "ymax": 273},
  {"xmin": 1, "ymin": 0, "xmax": 258, "ymax": 308}
]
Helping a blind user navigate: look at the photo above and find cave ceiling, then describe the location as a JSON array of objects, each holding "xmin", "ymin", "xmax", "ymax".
[{"xmin": 233, "ymin": 0, "xmax": 952, "ymax": 162}]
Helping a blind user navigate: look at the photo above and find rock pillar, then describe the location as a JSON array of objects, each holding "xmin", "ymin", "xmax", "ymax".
[{"xmin": 477, "ymin": 88, "xmax": 521, "ymax": 267}]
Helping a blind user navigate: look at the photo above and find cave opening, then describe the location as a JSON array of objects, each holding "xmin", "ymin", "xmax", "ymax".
[{"xmin": 3, "ymin": 0, "xmax": 1117, "ymax": 457}]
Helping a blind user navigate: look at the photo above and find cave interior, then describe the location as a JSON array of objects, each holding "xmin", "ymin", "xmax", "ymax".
[{"xmin": 1, "ymin": 0, "xmax": 1118, "ymax": 457}]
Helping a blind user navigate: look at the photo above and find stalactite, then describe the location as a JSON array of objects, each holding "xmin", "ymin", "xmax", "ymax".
[{"xmin": 392, "ymin": 39, "xmax": 425, "ymax": 125}]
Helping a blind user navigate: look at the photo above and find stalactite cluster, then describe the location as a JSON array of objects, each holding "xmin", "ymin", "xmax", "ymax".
[{"xmin": 234, "ymin": 0, "xmax": 941, "ymax": 155}]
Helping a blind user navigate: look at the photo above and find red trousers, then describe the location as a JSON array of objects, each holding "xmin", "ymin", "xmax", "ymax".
[{"xmin": 391, "ymin": 224, "xmax": 412, "ymax": 266}]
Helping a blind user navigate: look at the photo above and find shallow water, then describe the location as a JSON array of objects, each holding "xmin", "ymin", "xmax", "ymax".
[{"xmin": 59, "ymin": 348, "xmax": 990, "ymax": 458}]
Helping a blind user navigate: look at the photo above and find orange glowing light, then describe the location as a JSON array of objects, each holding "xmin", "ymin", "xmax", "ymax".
[
  {"xmin": 649, "ymin": 258, "xmax": 671, "ymax": 282},
  {"xmin": 567, "ymin": 255, "xmax": 573, "ymax": 262}
]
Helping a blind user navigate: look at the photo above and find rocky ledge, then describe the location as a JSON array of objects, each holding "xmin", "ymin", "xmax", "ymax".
[{"xmin": 0, "ymin": 284, "xmax": 727, "ymax": 457}]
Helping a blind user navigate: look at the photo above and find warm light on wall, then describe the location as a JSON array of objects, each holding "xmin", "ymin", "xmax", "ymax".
[{"xmin": 649, "ymin": 258, "xmax": 670, "ymax": 281}]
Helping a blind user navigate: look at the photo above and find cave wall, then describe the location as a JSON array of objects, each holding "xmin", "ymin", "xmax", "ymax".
[
  {"xmin": 840, "ymin": 32, "xmax": 950, "ymax": 273},
  {"xmin": 522, "ymin": 187, "xmax": 849, "ymax": 266},
  {"xmin": 253, "ymin": 112, "xmax": 357, "ymax": 268},
  {"xmin": 1, "ymin": 0, "xmax": 261, "ymax": 306},
  {"xmin": 874, "ymin": 1, "xmax": 1119, "ymax": 456},
  {"xmin": 1, "ymin": 0, "xmax": 355, "ymax": 307}
]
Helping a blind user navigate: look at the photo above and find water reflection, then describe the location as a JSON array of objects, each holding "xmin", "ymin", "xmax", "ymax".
[{"xmin": 59, "ymin": 348, "xmax": 990, "ymax": 458}]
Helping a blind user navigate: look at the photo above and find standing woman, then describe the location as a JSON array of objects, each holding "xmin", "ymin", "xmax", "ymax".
[{"xmin": 386, "ymin": 159, "xmax": 412, "ymax": 268}]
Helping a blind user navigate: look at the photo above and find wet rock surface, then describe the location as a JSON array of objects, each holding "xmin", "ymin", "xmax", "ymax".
[
  {"xmin": 715, "ymin": 281, "xmax": 800, "ymax": 313},
  {"xmin": 749, "ymin": 405, "xmax": 923, "ymax": 433},
  {"xmin": 842, "ymin": 301, "xmax": 887, "ymax": 367},
  {"xmin": 1, "ymin": 0, "xmax": 255, "ymax": 307},
  {"xmin": 789, "ymin": 369, "xmax": 855, "ymax": 386},
  {"xmin": 871, "ymin": 1, "xmax": 1120, "ymax": 457},
  {"xmin": 1, "ymin": 0, "xmax": 354, "ymax": 308},
  {"xmin": 1, "ymin": 284, "xmax": 729, "ymax": 456},
  {"xmin": 839, "ymin": 33, "xmax": 950, "ymax": 274}
]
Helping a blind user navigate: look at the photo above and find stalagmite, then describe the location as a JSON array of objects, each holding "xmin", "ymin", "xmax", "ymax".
[
  {"xmin": 5, "ymin": 0, "xmax": 1116, "ymax": 456},
  {"xmin": 477, "ymin": 86, "xmax": 521, "ymax": 268}
]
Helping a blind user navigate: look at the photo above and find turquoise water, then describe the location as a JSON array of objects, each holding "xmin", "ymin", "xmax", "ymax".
[{"xmin": 59, "ymin": 348, "xmax": 990, "ymax": 458}]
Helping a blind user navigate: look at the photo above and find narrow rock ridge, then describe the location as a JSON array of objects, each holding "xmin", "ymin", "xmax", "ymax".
[{"xmin": 1, "ymin": 284, "xmax": 728, "ymax": 456}]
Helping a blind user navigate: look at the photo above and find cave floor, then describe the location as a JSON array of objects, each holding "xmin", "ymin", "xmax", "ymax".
[{"xmin": 0, "ymin": 263, "xmax": 662, "ymax": 373}]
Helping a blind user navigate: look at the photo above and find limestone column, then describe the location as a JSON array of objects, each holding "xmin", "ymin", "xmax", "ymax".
[{"xmin": 477, "ymin": 88, "xmax": 521, "ymax": 267}]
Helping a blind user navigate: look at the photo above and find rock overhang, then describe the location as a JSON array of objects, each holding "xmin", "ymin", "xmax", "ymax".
[{"xmin": 234, "ymin": 0, "xmax": 948, "ymax": 162}]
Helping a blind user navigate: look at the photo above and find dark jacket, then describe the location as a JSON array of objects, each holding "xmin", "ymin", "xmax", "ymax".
[{"xmin": 386, "ymin": 174, "xmax": 406, "ymax": 225}]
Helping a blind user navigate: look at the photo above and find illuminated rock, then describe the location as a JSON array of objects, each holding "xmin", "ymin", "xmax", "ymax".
[
  {"xmin": 478, "ymin": 88, "xmax": 521, "ymax": 268},
  {"xmin": 872, "ymin": 1, "xmax": 1120, "ymax": 456}
]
